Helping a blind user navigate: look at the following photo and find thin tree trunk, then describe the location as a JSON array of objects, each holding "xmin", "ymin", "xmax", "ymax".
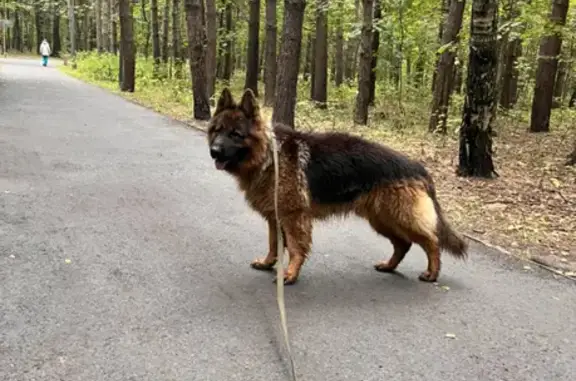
[
  {"xmin": 96, "ymin": 0, "xmax": 103, "ymax": 52},
  {"xmin": 264, "ymin": 0, "xmax": 277, "ymax": 106},
  {"xmin": 12, "ymin": 11, "xmax": 22, "ymax": 52},
  {"xmin": 184, "ymin": 0, "xmax": 211, "ymax": 120},
  {"xmin": 429, "ymin": 0, "xmax": 466, "ymax": 133},
  {"xmin": 552, "ymin": 52, "xmax": 568, "ymax": 107},
  {"xmin": 245, "ymin": 0, "xmax": 260, "ymax": 97},
  {"xmin": 103, "ymin": 0, "xmax": 110, "ymax": 51},
  {"xmin": 302, "ymin": 33, "xmax": 312, "ymax": 81},
  {"xmin": 334, "ymin": 1, "xmax": 344, "ymax": 87},
  {"xmin": 119, "ymin": 0, "xmax": 135, "ymax": 92},
  {"xmin": 432, "ymin": 0, "xmax": 451, "ymax": 93},
  {"xmin": 499, "ymin": 37, "xmax": 521, "ymax": 108},
  {"xmin": 344, "ymin": 0, "xmax": 360, "ymax": 82},
  {"xmin": 353, "ymin": 0, "xmax": 374, "ymax": 125},
  {"xmin": 151, "ymin": 0, "xmax": 161, "ymax": 67},
  {"xmin": 529, "ymin": 0, "xmax": 570, "ymax": 132},
  {"xmin": 457, "ymin": 0, "xmax": 498, "ymax": 178},
  {"xmin": 309, "ymin": 36, "xmax": 316, "ymax": 98},
  {"xmin": 222, "ymin": 1, "xmax": 233, "ymax": 82},
  {"xmin": 162, "ymin": 0, "xmax": 169, "ymax": 63},
  {"xmin": 172, "ymin": 0, "xmax": 182, "ymax": 76},
  {"xmin": 311, "ymin": 0, "xmax": 328, "ymax": 107},
  {"xmin": 205, "ymin": 0, "xmax": 217, "ymax": 97},
  {"xmin": 272, "ymin": 0, "xmax": 307, "ymax": 128},
  {"xmin": 112, "ymin": 4, "xmax": 118, "ymax": 55},
  {"xmin": 140, "ymin": 0, "xmax": 151, "ymax": 58},
  {"xmin": 52, "ymin": 1, "xmax": 61, "ymax": 57},
  {"xmin": 368, "ymin": 0, "xmax": 381, "ymax": 106},
  {"xmin": 67, "ymin": 0, "xmax": 76, "ymax": 67}
]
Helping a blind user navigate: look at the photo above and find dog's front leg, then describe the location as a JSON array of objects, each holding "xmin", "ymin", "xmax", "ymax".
[
  {"xmin": 250, "ymin": 218, "xmax": 282, "ymax": 271},
  {"xmin": 274, "ymin": 213, "xmax": 312, "ymax": 285}
]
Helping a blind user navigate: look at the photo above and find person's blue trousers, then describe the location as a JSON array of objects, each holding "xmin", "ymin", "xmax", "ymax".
[{"xmin": 42, "ymin": 55, "xmax": 48, "ymax": 66}]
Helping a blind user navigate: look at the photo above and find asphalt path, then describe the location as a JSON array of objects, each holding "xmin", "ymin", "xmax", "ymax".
[{"xmin": 1, "ymin": 57, "xmax": 575, "ymax": 381}]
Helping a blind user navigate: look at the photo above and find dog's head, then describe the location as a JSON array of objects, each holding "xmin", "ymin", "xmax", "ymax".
[{"xmin": 207, "ymin": 88, "xmax": 267, "ymax": 173}]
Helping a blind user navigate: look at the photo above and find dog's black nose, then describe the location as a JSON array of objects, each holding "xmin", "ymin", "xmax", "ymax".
[{"xmin": 210, "ymin": 145, "xmax": 223, "ymax": 159}]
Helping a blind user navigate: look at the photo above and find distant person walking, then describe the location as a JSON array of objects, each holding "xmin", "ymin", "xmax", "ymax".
[{"xmin": 39, "ymin": 39, "xmax": 51, "ymax": 67}]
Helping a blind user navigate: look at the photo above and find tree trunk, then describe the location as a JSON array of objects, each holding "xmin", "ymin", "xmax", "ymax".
[
  {"xmin": 119, "ymin": 0, "xmax": 135, "ymax": 92},
  {"xmin": 368, "ymin": 0, "xmax": 381, "ymax": 106},
  {"xmin": 457, "ymin": 0, "xmax": 498, "ymax": 178},
  {"xmin": 141, "ymin": 0, "xmax": 151, "ymax": 58},
  {"xmin": 103, "ymin": 0, "xmax": 110, "ymax": 51},
  {"xmin": 311, "ymin": 0, "xmax": 328, "ymax": 107},
  {"xmin": 570, "ymin": 88, "xmax": 576, "ymax": 107},
  {"xmin": 184, "ymin": 0, "xmax": 211, "ymax": 120},
  {"xmin": 245, "ymin": 0, "xmax": 260, "ymax": 97},
  {"xmin": 222, "ymin": 1, "xmax": 233, "ymax": 82},
  {"xmin": 109, "ymin": 0, "xmax": 115, "ymax": 52},
  {"xmin": 12, "ymin": 11, "xmax": 22, "ymax": 52},
  {"xmin": 334, "ymin": 4, "xmax": 344, "ymax": 87},
  {"xmin": 429, "ymin": 0, "xmax": 466, "ymax": 133},
  {"xmin": 205, "ymin": 0, "xmax": 217, "ymax": 98},
  {"xmin": 272, "ymin": 0, "xmax": 307, "ymax": 128},
  {"xmin": 264, "ymin": 0, "xmax": 277, "ymax": 106},
  {"xmin": 499, "ymin": 0, "xmax": 523, "ymax": 109},
  {"xmin": 67, "ymin": 0, "xmax": 76, "ymax": 64},
  {"xmin": 344, "ymin": 0, "xmax": 360, "ymax": 82},
  {"xmin": 52, "ymin": 2, "xmax": 61, "ymax": 57},
  {"xmin": 162, "ymin": 0, "xmax": 170, "ymax": 63},
  {"xmin": 309, "ymin": 36, "xmax": 316, "ymax": 97},
  {"xmin": 112, "ymin": 7, "xmax": 118, "ymax": 55},
  {"xmin": 96, "ymin": 0, "xmax": 103, "ymax": 52},
  {"xmin": 34, "ymin": 1, "xmax": 43, "ymax": 50},
  {"xmin": 552, "ymin": 53, "xmax": 568, "ymax": 107},
  {"xmin": 172, "ymin": 0, "xmax": 182, "ymax": 76},
  {"xmin": 353, "ymin": 0, "xmax": 373, "ymax": 125},
  {"xmin": 499, "ymin": 37, "xmax": 521, "ymax": 108},
  {"xmin": 432, "ymin": 0, "xmax": 451, "ymax": 93},
  {"xmin": 529, "ymin": 0, "xmax": 570, "ymax": 132},
  {"xmin": 151, "ymin": 0, "xmax": 161, "ymax": 66}
]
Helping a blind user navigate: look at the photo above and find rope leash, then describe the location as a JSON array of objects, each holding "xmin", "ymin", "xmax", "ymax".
[{"xmin": 270, "ymin": 129, "xmax": 297, "ymax": 381}]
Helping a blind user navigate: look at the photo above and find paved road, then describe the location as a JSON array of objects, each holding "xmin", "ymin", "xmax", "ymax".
[{"xmin": 1, "ymin": 58, "xmax": 575, "ymax": 381}]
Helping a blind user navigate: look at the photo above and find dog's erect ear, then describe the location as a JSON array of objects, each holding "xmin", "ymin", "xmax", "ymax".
[
  {"xmin": 239, "ymin": 88, "xmax": 259, "ymax": 119},
  {"xmin": 215, "ymin": 88, "xmax": 236, "ymax": 115}
]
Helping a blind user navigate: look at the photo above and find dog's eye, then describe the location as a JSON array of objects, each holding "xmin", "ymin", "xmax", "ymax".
[{"xmin": 230, "ymin": 130, "xmax": 244, "ymax": 139}]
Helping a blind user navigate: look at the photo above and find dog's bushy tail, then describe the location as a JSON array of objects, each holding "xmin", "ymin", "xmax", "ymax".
[{"xmin": 428, "ymin": 183, "xmax": 468, "ymax": 258}]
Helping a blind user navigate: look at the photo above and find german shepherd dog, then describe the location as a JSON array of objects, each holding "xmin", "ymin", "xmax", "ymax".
[{"xmin": 208, "ymin": 88, "xmax": 468, "ymax": 285}]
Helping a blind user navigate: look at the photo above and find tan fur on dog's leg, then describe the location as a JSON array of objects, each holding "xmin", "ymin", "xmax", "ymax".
[
  {"xmin": 375, "ymin": 236, "xmax": 412, "ymax": 272},
  {"xmin": 274, "ymin": 213, "xmax": 311, "ymax": 285},
  {"xmin": 251, "ymin": 219, "xmax": 281, "ymax": 271}
]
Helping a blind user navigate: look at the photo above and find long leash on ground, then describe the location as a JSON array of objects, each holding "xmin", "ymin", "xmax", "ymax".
[{"xmin": 270, "ymin": 129, "xmax": 297, "ymax": 381}]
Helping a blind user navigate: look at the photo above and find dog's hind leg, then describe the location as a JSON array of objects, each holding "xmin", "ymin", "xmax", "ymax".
[
  {"xmin": 251, "ymin": 218, "xmax": 284, "ymax": 271},
  {"xmin": 368, "ymin": 219, "xmax": 412, "ymax": 273},
  {"xmin": 415, "ymin": 237, "xmax": 441, "ymax": 282},
  {"xmin": 374, "ymin": 235, "xmax": 412, "ymax": 273}
]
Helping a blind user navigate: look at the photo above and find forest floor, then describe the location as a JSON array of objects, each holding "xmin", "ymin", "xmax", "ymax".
[{"xmin": 57, "ymin": 59, "xmax": 576, "ymax": 278}]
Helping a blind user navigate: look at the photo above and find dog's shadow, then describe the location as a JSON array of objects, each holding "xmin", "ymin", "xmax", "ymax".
[{"xmin": 223, "ymin": 263, "xmax": 469, "ymax": 312}]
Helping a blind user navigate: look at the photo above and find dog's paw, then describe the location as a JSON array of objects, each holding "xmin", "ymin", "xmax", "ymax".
[
  {"xmin": 250, "ymin": 258, "xmax": 276, "ymax": 271},
  {"xmin": 418, "ymin": 271, "xmax": 438, "ymax": 283},
  {"xmin": 273, "ymin": 272, "xmax": 298, "ymax": 285},
  {"xmin": 374, "ymin": 261, "xmax": 397, "ymax": 273}
]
